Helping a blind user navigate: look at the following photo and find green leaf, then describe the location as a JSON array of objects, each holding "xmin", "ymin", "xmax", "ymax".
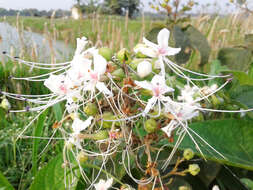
[
  {"xmin": 184, "ymin": 25, "xmax": 211, "ymax": 66},
  {"xmin": 218, "ymin": 48, "xmax": 252, "ymax": 71},
  {"xmin": 228, "ymin": 71, "xmax": 253, "ymax": 86},
  {"xmin": 241, "ymin": 178, "xmax": 253, "ymax": 190},
  {"xmin": 32, "ymin": 109, "xmax": 48, "ymax": 177},
  {"xmin": 172, "ymin": 119, "xmax": 253, "ymax": 170},
  {"xmin": 231, "ymin": 85, "xmax": 253, "ymax": 108},
  {"xmin": 30, "ymin": 154, "xmax": 76, "ymax": 190},
  {"xmin": 53, "ymin": 103, "xmax": 62, "ymax": 121},
  {"xmin": 173, "ymin": 25, "xmax": 192, "ymax": 64},
  {"xmin": 0, "ymin": 171, "xmax": 15, "ymax": 190},
  {"xmin": 145, "ymin": 24, "xmax": 167, "ymax": 43}
]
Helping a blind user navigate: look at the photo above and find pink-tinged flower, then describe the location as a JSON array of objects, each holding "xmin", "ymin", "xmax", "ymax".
[
  {"xmin": 135, "ymin": 75, "xmax": 174, "ymax": 115},
  {"xmin": 83, "ymin": 51, "xmax": 113, "ymax": 97},
  {"xmin": 44, "ymin": 74, "xmax": 74, "ymax": 95},
  {"xmin": 135, "ymin": 28, "xmax": 181, "ymax": 58},
  {"xmin": 94, "ymin": 178, "xmax": 113, "ymax": 190},
  {"xmin": 178, "ymin": 85, "xmax": 199, "ymax": 104}
]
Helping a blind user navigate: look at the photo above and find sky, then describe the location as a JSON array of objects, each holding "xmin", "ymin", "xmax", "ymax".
[{"xmin": 0, "ymin": 0, "xmax": 250, "ymax": 13}]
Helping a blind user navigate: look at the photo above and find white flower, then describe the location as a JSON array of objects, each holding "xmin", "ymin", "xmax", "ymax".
[
  {"xmin": 162, "ymin": 102, "xmax": 199, "ymax": 137},
  {"xmin": 135, "ymin": 75, "xmax": 174, "ymax": 115},
  {"xmin": 136, "ymin": 28, "xmax": 181, "ymax": 58},
  {"xmin": 44, "ymin": 74, "xmax": 74, "ymax": 95},
  {"xmin": 83, "ymin": 51, "xmax": 113, "ymax": 97},
  {"xmin": 68, "ymin": 116, "xmax": 93, "ymax": 149},
  {"xmin": 137, "ymin": 60, "xmax": 152, "ymax": 78},
  {"xmin": 178, "ymin": 85, "xmax": 199, "ymax": 104},
  {"xmin": 94, "ymin": 178, "xmax": 113, "ymax": 190}
]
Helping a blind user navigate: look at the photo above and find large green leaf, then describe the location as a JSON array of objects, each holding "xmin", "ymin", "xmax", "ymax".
[
  {"xmin": 228, "ymin": 71, "xmax": 253, "ymax": 86},
  {"xmin": 173, "ymin": 25, "xmax": 192, "ymax": 64},
  {"xmin": 184, "ymin": 25, "xmax": 211, "ymax": 66},
  {"xmin": 0, "ymin": 171, "xmax": 14, "ymax": 190},
  {"xmin": 230, "ymin": 85, "xmax": 253, "ymax": 108},
  {"xmin": 218, "ymin": 48, "xmax": 252, "ymax": 71},
  {"xmin": 53, "ymin": 103, "xmax": 63, "ymax": 121},
  {"xmin": 30, "ymin": 154, "xmax": 76, "ymax": 190},
  {"xmin": 173, "ymin": 119, "xmax": 253, "ymax": 170}
]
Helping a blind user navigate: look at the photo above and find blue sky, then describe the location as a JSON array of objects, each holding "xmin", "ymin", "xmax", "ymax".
[{"xmin": 0, "ymin": 0, "xmax": 248, "ymax": 13}]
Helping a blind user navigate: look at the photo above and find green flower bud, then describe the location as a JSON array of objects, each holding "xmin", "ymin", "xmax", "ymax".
[
  {"xmin": 144, "ymin": 119, "xmax": 157, "ymax": 133},
  {"xmin": 179, "ymin": 186, "xmax": 191, "ymax": 190},
  {"xmin": 188, "ymin": 164, "xmax": 200, "ymax": 176},
  {"xmin": 117, "ymin": 48, "xmax": 131, "ymax": 64},
  {"xmin": 93, "ymin": 130, "xmax": 109, "ymax": 140},
  {"xmin": 111, "ymin": 68, "xmax": 125, "ymax": 79},
  {"xmin": 183, "ymin": 148, "xmax": 194, "ymax": 160},
  {"xmin": 99, "ymin": 47, "xmax": 113, "ymax": 61},
  {"xmin": 1, "ymin": 98, "xmax": 11, "ymax": 110},
  {"xmin": 77, "ymin": 151, "xmax": 88, "ymax": 163},
  {"xmin": 84, "ymin": 103, "xmax": 98, "ymax": 116}
]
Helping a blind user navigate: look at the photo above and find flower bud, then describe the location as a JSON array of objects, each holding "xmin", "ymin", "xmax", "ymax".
[
  {"xmin": 117, "ymin": 48, "xmax": 131, "ymax": 64},
  {"xmin": 99, "ymin": 47, "xmax": 113, "ymax": 61},
  {"xmin": 83, "ymin": 103, "xmax": 98, "ymax": 116},
  {"xmin": 164, "ymin": 0, "xmax": 169, "ymax": 3},
  {"xmin": 93, "ymin": 130, "xmax": 109, "ymax": 140},
  {"xmin": 77, "ymin": 151, "xmax": 88, "ymax": 163},
  {"xmin": 1, "ymin": 98, "xmax": 11, "ymax": 110},
  {"xmin": 188, "ymin": 164, "xmax": 200, "ymax": 176},
  {"xmin": 183, "ymin": 148, "xmax": 194, "ymax": 160},
  {"xmin": 144, "ymin": 119, "xmax": 157, "ymax": 133},
  {"xmin": 137, "ymin": 61, "xmax": 152, "ymax": 78},
  {"xmin": 161, "ymin": 3, "xmax": 167, "ymax": 8}
]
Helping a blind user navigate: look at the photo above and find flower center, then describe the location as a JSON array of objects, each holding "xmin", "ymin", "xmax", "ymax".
[
  {"xmin": 59, "ymin": 84, "xmax": 67, "ymax": 94},
  {"xmin": 158, "ymin": 47, "xmax": 167, "ymax": 55},
  {"xmin": 90, "ymin": 72, "xmax": 98, "ymax": 81},
  {"xmin": 153, "ymin": 86, "xmax": 161, "ymax": 97}
]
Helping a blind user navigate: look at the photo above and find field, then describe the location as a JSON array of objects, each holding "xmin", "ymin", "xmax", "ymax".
[{"xmin": 1, "ymin": 12, "xmax": 253, "ymax": 190}]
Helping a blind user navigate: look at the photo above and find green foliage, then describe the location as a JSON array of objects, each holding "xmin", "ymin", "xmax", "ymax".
[
  {"xmin": 172, "ymin": 119, "xmax": 253, "ymax": 170},
  {"xmin": 30, "ymin": 154, "xmax": 76, "ymax": 190},
  {"xmin": 0, "ymin": 172, "xmax": 14, "ymax": 190},
  {"xmin": 218, "ymin": 48, "xmax": 252, "ymax": 71}
]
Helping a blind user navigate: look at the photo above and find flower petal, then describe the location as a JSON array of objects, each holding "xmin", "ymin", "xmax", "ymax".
[
  {"xmin": 135, "ymin": 46, "xmax": 157, "ymax": 58},
  {"xmin": 96, "ymin": 82, "xmax": 113, "ymax": 96},
  {"xmin": 135, "ymin": 80, "xmax": 153, "ymax": 91},
  {"xmin": 157, "ymin": 28, "xmax": 170, "ymax": 49},
  {"xmin": 94, "ymin": 53, "xmax": 107, "ymax": 75},
  {"xmin": 166, "ymin": 47, "xmax": 181, "ymax": 56},
  {"xmin": 143, "ymin": 37, "xmax": 158, "ymax": 50},
  {"xmin": 144, "ymin": 96, "xmax": 157, "ymax": 115}
]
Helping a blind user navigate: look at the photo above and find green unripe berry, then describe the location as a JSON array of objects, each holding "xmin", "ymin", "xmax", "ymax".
[
  {"xmin": 84, "ymin": 103, "xmax": 98, "ymax": 116},
  {"xmin": 188, "ymin": 164, "xmax": 200, "ymax": 176},
  {"xmin": 93, "ymin": 130, "xmax": 109, "ymax": 140},
  {"xmin": 77, "ymin": 151, "xmax": 88, "ymax": 163},
  {"xmin": 183, "ymin": 148, "xmax": 194, "ymax": 160},
  {"xmin": 112, "ymin": 68, "xmax": 125, "ymax": 79},
  {"xmin": 144, "ymin": 119, "xmax": 157, "ymax": 133},
  {"xmin": 99, "ymin": 47, "xmax": 113, "ymax": 61}
]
